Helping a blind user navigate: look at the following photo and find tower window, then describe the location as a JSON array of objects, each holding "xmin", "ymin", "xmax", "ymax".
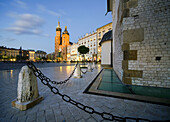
[{"xmin": 99, "ymin": 32, "xmax": 101, "ymax": 37}]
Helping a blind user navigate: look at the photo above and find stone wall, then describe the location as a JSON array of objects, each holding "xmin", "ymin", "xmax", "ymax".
[
  {"xmin": 112, "ymin": 0, "xmax": 170, "ymax": 87},
  {"xmin": 101, "ymin": 41, "xmax": 111, "ymax": 65}
]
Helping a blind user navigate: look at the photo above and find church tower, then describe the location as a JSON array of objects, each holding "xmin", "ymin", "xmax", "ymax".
[
  {"xmin": 62, "ymin": 26, "xmax": 70, "ymax": 61},
  {"xmin": 55, "ymin": 21, "xmax": 61, "ymax": 59}
]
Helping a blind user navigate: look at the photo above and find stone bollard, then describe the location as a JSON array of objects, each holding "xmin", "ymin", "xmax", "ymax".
[
  {"xmin": 87, "ymin": 63, "xmax": 92, "ymax": 72},
  {"xmin": 12, "ymin": 66, "xmax": 43, "ymax": 110},
  {"xmin": 73, "ymin": 64, "xmax": 82, "ymax": 78},
  {"xmin": 92, "ymin": 62, "xmax": 96, "ymax": 69}
]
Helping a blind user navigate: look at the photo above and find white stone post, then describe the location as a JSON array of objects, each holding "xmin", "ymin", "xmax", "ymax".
[
  {"xmin": 12, "ymin": 65, "xmax": 43, "ymax": 110},
  {"xmin": 73, "ymin": 64, "xmax": 82, "ymax": 78},
  {"xmin": 87, "ymin": 63, "xmax": 92, "ymax": 72}
]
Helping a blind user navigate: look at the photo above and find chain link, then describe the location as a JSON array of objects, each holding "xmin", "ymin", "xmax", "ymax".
[
  {"xmin": 27, "ymin": 62, "xmax": 77, "ymax": 85},
  {"xmin": 27, "ymin": 62, "xmax": 167, "ymax": 122},
  {"xmin": 80, "ymin": 68, "xmax": 88, "ymax": 74}
]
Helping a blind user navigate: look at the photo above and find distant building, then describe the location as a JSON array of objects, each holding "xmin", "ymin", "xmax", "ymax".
[
  {"xmin": 0, "ymin": 46, "xmax": 20, "ymax": 61},
  {"xmin": 55, "ymin": 21, "xmax": 73, "ymax": 61},
  {"xmin": 47, "ymin": 52, "xmax": 55, "ymax": 61},
  {"xmin": 78, "ymin": 32, "xmax": 97, "ymax": 61},
  {"xmin": 28, "ymin": 50, "xmax": 35, "ymax": 61},
  {"xmin": 67, "ymin": 43, "xmax": 78, "ymax": 61},
  {"xmin": 35, "ymin": 50, "xmax": 47, "ymax": 61},
  {"xmin": 96, "ymin": 22, "xmax": 112, "ymax": 61}
]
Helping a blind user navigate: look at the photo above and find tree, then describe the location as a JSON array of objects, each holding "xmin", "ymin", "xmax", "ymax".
[{"xmin": 78, "ymin": 45, "xmax": 89, "ymax": 63}]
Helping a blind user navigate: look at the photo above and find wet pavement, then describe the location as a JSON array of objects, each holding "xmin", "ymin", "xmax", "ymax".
[{"xmin": 0, "ymin": 64, "xmax": 170, "ymax": 122}]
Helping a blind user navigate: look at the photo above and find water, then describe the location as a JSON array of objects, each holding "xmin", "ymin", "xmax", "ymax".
[
  {"xmin": 0, "ymin": 62, "xmax": 75, "ymax": 70},
  {"xmin": 0, "ymin": 63, "xmax": 76, "ymax": 94},
  {"xmin": 98, "ymin": 69, "xmax": 170, "ymax": 99}
]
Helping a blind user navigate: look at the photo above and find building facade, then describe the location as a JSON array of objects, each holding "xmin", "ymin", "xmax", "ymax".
[
  {"xmin": 28, "ymin": 50, "xmax": 35, "ymax": 61},
  {"xmin": 78, "ymin": 32, "xmax": 97, "ymax": 61},
  {"xmin": 67, "ymin": 43, "xmax": 78, "ymax": 61},
  {"xmin": 99, "ymin": 30, "xmax": 112, "ymax": 66},
  {"xmin": 96, "ymin": 22, "xmax": 112, "ymax": 61},
  {"xmin": 0, "ymin": 46, "xmax": 20, "ymax": 61},
  {"xmin": 0, "ymin": 46, "xmax": 31, "ymax": 61},
  {"xmin": 55, "ymin": 21, "xmax": 72, "ymax": 61},
  {"xmin": 109, "ymin": 0, "xmax": 170, "ymax": 88},
  {"xmin": 47, "ymin": 52, "xmax": 55, "ymax": 61},
  {"xmin": 35, "ymin": 50, "xmax": 47, "ymax": 61}
]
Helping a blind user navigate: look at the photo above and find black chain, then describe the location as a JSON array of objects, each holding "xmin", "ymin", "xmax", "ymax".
[
  {"xmin": 27, "ymin": 62, "xmax": 77, "ymax": 85},
  {"xmin": 27, "ymin": 62, "xmax": 167, "ymax": 122},
  {"xmin": 80, "ymin": 68, "xmax": 88, "ymax": 74}
]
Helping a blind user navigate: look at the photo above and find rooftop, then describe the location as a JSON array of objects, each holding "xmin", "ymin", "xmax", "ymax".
[{"xmin": 99, "ymin": 30, "xmax": 112, "ymax": 46}]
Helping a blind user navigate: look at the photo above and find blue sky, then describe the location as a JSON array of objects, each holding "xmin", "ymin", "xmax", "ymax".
[{"xmin": 0, "ymin": 0, "xmax": 112, "ymax": 53}]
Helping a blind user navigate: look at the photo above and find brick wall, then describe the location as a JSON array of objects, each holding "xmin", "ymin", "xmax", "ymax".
[{"xmin": 112, "ymin": 0, "xmax": 170, "ymax": 87}]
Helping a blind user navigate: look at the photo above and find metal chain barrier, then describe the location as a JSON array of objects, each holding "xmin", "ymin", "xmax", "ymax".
[
  {"xmin": 27, "ymin": 62, "xmax": 168, "ymax": 122},
  {"xmin": 80, "ymin": 68, "xmax": 88, "ymax": 74},
  {"xmin": 27, "ymin": 62, "xmax": 78, "ymax": 85}
]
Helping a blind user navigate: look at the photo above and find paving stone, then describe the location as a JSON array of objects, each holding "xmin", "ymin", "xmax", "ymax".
[
  {"xmin": 45, "ymin": 109, "xmax": 55, "ymax": 121},
  {"xmin": 91, "ymin": 114, "xmax": 103, "ymax": 122},
  {"xmin": 77, "ymin": 118, "xmax": 86, "ymax": 122},
  {"xmin": 17, "ymin": 116, "xmax": 27, "ymax": 122},
  {"xmin": 0, "ymin": 65, "xmax": 170, "ymax": 122},
  {"xmin": 26, "ymin": 113, "xmax": 36, "ymax": 122},
  {"xmin": 37, "ymin": 116, "xmax": 46, "ymax": 122},
  {"xmin": 86, "ymin": 117, "xmax": 97, "ymax": 122}
]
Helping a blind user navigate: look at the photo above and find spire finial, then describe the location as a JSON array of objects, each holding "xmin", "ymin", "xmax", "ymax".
[{"xmin": 57, "ymin": 20, "xmax": 60, "ymax": 28}]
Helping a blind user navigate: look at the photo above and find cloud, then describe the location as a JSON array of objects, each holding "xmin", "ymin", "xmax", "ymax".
[
  {"xmin": 5, "ymin": 27, "xmax": 42, "ymax": 35},
  {"xmin": 4, "ymin": 13, "xmax": 44, "ymax": 35},
  {"xmin": 37, "ymin": 5, "xmax": 61, "ymax": 17},
  {"xmin": 43, "ymin": 34, "xmax": 50, "ymax": 38},
  {"xmin": 0, "ymin": 35, "xmax": 16, "ymax": 42},
  {"xmin": 14, "ymin": 14, "xmax": 44, "ymax": 28},
  {"xmin": 13, "ymin": 0, "xmax": 28, "ymax": 9}
]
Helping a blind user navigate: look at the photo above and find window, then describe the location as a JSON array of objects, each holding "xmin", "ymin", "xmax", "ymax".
[
  {"xmin": 99, "ymin": 32, "xmax": 101, "ymax": 37},
  {"xmin": 103, "ymin": 30, "xmax": 105, "ymax": 35}
]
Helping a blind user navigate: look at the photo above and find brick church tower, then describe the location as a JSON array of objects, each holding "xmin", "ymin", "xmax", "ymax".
[
  {"xmin": 55, "ymin": 21, "xmax": 61, "ymax": 60},
  {"xmin": 55, "ymin": 21, "xmax": 70, "ymax": 61}
]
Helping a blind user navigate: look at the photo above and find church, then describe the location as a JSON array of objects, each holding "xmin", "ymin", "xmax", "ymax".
[{"xmin": 55, "ymin": 21, "xmax": 72, "ymax": 61}]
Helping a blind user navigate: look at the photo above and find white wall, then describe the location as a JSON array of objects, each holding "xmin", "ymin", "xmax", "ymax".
[{"xmin": 101, "ymin": 41, "xmax": 111, "ymax": 65}]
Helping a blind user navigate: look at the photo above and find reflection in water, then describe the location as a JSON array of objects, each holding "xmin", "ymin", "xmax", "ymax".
[
  {"xmin": 0, "ymin": 64, "xmax": 76, "ymax": 86},
  {"xmin": 2, "ymin": 71, "xmax": 7, "ymax": 80},
  {"xmin": 66, "ymin": 66, "xmax": 71, "ymax": 74},
  {"xmin": 0, "ymin": 69, "xmax": 19, "ymax": 84},
  {"xmin": 10, "ymin": 70, "xmax": 13, "ymax": 79},
  {"xmin": 60, "ymin": 66, "xmax": 62, "ymax": 72}
]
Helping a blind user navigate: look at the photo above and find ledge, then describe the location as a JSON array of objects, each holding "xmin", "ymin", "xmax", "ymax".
[{"xmin": 12, "ymin": 95, "xmax": 43, "ymax": 111}]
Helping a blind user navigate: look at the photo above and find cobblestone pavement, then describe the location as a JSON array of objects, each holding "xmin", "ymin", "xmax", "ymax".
[{"xmin": 0, "ymin": 65, "xmax": 170, "ymax": 122}]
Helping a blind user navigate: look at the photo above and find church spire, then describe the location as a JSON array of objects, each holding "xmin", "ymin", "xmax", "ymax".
[
  {"xmin": 63, "ymin": 26, "xmax": 69, "ymax": 35},
  {"xmin": 56, "ymin": 20, "xmax": 61, "ymax": 31},
  {"xmin": 57, "ymin": 20, "xmax": 60, "ymax": 28}
]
